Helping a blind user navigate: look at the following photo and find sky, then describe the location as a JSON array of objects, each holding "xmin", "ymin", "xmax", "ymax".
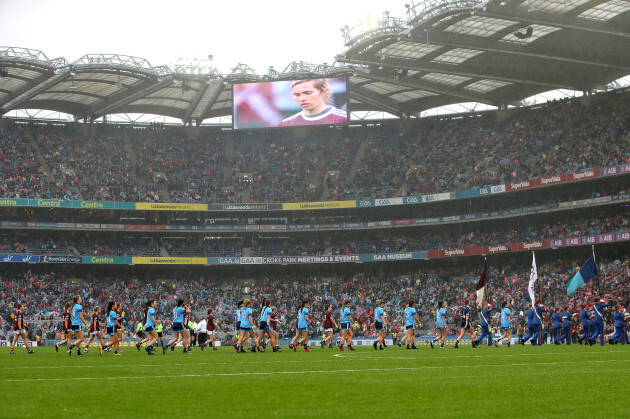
[{"xmin": 0, "ymin": 0, "xmax": 408, "ymax": 74}]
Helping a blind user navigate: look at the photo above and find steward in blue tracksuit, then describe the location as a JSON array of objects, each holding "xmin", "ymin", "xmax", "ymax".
[
  {"xmin": 521, "ymin": 307, "xmax": 536, "ymax": 345},
  {"xmin": 552, "ymin": 307, "xmax": 562, "ymax": 345},
  {"xmin": 589, "ymin": 297, "xmax": 608, "ymax": 346},
  {"xmin": 561, "ymin": 306, "xmax": 572, "ymax": 345},
  {"xmin": 474, "ymin": 303, "xmax": 494, "ymax": 346},
  {"xmin": 532, "ymin": 300, "xmax": 547, "ymax": 345},
  {"xmin": 610, "ymin": 305, "xmax": 627, "ymax": 345},
  {"xmin": 578, "ymin": 303, "xmax": 590, "ymax": 344}
]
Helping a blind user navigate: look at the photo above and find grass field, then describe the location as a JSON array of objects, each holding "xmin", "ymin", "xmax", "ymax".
[{"xmin": 1, "ymin": 343, "xmax": 629, "ymax": 418}]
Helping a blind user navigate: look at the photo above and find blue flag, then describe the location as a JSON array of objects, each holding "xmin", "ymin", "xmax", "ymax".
[{"xmin": 566, "ymin": 255, "xmax": 598, "ymax": 297}]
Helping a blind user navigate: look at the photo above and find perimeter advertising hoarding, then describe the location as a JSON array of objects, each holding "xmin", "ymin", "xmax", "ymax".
[{"xmin": 233, "ymin": 77, "xmax": 348, "ymax": 129}]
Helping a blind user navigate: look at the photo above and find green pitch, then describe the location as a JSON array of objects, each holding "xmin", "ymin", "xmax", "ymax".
[{"xmin": 1, "ymin": 343, "xmax": 629, "ymax": 418}]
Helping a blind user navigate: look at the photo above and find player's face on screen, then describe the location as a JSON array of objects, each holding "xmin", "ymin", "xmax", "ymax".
[{"xmin": 291, "ymin": 81, "xmax": 327, "ymax": 115}]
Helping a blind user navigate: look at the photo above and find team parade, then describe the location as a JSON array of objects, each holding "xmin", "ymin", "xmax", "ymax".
[{"xmin": 9, "ymin": 294, "xmax": 629, "ymax": 355}]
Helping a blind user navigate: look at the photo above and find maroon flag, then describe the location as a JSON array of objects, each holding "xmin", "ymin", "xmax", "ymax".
[{"xmin": 475, "ymin": 261, "xmax": 488, "ymax": 308}]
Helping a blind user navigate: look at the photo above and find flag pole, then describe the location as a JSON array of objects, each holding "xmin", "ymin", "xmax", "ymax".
[
  {"xmin": 486, "ymin": 257, "xmax": 490, "ymax": 306},
  {"xmin": 532, "ymin": 250, "xmax": 543, "ymax": 304}
]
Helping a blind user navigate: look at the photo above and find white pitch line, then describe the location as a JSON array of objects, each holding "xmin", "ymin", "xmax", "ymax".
[
  {"xmin": 3, "ymin": 359, "xmax": 629, "ymax": 382},
  {"xmin": 2, "ymin": 349, "xmax": 627, "ymax": 371},
  {"xmin": 332, "ymin": 349, "xmax": 629, "ymax": 360},
  {"xmin": 0, "ymin": 358, "xmax": 339, "ymax": 371}
]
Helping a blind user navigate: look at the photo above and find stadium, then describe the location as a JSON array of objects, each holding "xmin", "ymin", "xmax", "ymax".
[{"xmin": 1, "ymin": 0, "xmax": 629, "ymax": 416}]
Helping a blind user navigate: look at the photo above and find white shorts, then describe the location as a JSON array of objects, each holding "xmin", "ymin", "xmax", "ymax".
[
  {"xmin": 207, "ymin": 331, "xmax": 214, "ymax": 336},
  {"xmin": 90, "ymin": 330, "xmax": 100, "ymax": 336},
  {"xmin": 324, "ymin": 328, "xmax": 333, "ymax": 333},
  {"xmin": 13, "ymin": 329, "xmax": 26, "ymax": 335}
]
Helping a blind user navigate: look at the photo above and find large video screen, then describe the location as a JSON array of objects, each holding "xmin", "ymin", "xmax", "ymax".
[{"xmin": 233, "ymin": 77, "xmax": 348, "ymax": 130}]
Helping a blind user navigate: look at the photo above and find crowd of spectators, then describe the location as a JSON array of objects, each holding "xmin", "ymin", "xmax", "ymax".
[
  {"xmin": 132, "ymin": 131, "xmax": 230, "ymax": 203},
  {"xmin": 0, "ymin": 126, "xmax": 77, "ymax": 200},
  {"xmin": 72, "ymin": 238, "xmax": 161, "ymax": 257},
  {"xmin": 248, "ymin": 213, "xmax": 627, "ymax": 256},
  {"xmin": 1, "ymin": 255, "xmax": 628, "ymax": 343},
  {"xmin": 2, "ymin": 89, "xmax": 627, "ymax": 204},
  {"xmin": 232, "ymin": 133, "xmax": 326, "ymax": 203},
  {"xmin": 0, "ymin": 211, "xmax": 626, "ymax": 257}
]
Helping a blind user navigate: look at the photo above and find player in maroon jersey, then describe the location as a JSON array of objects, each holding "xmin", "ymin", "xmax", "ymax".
[
  {"xmin": 266, "ymin": 306, "xmax": 279, "ymax": 352},
  {"xmin": 289, "ymin": 317, "xmax": 300, "ymax": 348},
  {"xmin": 135, "ymin": 305, "xmax": 150, "ymax": 352},
  {"xmin": 10, "ymin": 303, "xmax": 35, "ymax": 354},
  {"xmin": 201, "ymin": 308, "xmax": 218, "ymax": 351},
  {"xmin": 114, "ymin": 302, "xmax": 123, "ymax": 353},
  {"xmin": 55, "ymin": 303, "xmax": 72, "ymax": 352},
  {"xmin": 278, "ymin": 79, "xmax": 347, "ymax": 127},
  {"xmin": 320, "ymin": 304, "xmax": 338, "ymax": 349},
  {"xmin": 84, "ymin": 306, "xmax": 106, "ymax": 355},
  {"xmin": 181, "ymin": 303, "xmax": 193, "ymax": 353}
]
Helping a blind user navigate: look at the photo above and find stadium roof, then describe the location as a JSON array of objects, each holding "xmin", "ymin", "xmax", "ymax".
[{"xmin": 1, "ymin": 0, "xmax": 629, "ymax": 124}]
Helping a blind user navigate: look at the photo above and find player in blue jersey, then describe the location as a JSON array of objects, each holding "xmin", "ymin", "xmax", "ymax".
[
  {"xmin": 165, "ymin": 299, "xmax": 188, "ymax": 353},
  {"xmin": 257, "ymin": 299, "xmax": 273, "ymax": 352},
  {"xmin": 431, "ymin": 301, "xmax": 447, "ymax": 349},
  {"xmin": 67, "ymin": 296, "xmax": 89, "ymax": 356},
  {"xmin": 338, "ymin": 300, "xmax": 355, "ymax": 351},
  {"xmin": 495, "ymin": 301, "xmax": 513, "ymax": 348},
  {"xmin": 454, "ymin": 298, "xmax": 477, "ymax": 348},
  {"xmin": 103, "ymin": 301, "xmax": 119, "ymax": 355},
  {"xmin": 236, "ymin": 299, "xmax": 258, "ymax": 353},
  {"xmin": 404, "ymin": 300, "xmax": 420, "ymax": 350},
  {"xmin": 372, "ymin": 300, "xmax": 389, "ymax": 350},
  {"xmin": 142, "ymin": 299, "xmax": 159, "ymax": 355},
  {"xmin": 293, "ymin": 300, "xmax": 312, "ymax": 352}
]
